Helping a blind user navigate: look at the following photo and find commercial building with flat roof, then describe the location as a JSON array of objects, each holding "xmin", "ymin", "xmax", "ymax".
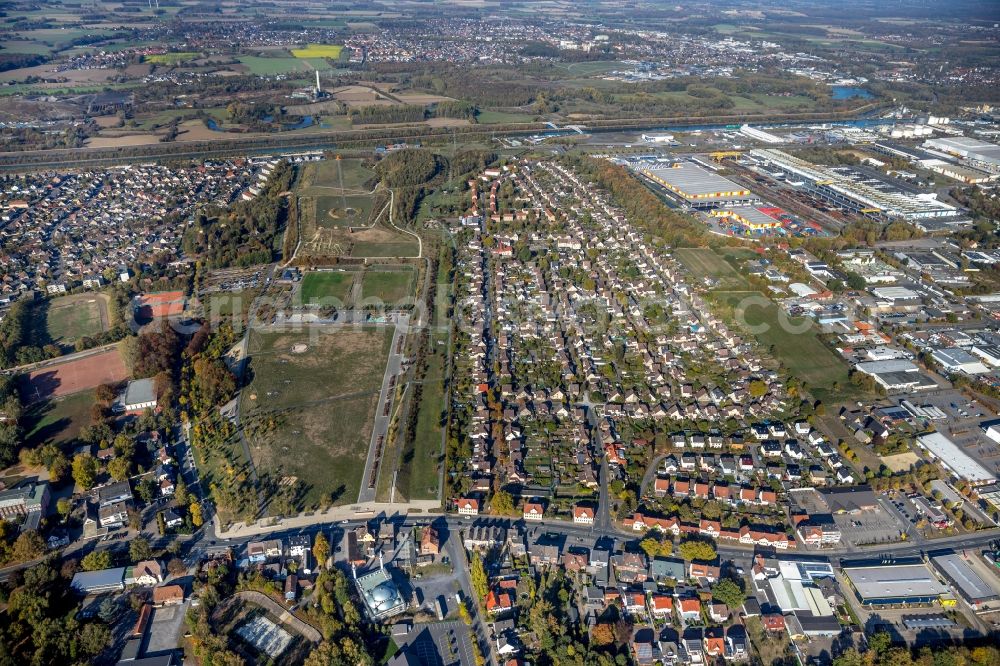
[
  {"xmin": 923, "ymin": 136, "xmax": 1000, "ymax": 169},
  {"xmin": 71, "ymin": 567, "xmax": 127, "ymax": 594},
  {"xmin": 930, "ymin": 552, "xmax": 1000, "ymax": 608},
  {"xmin": 854, "ymin": 360, "xmax": 937, "ymax": 393},
  {"xmin": 842, "ymin": 560, "xmax": 949, "ymax": 606},
  {"xmin": 916, "ymin": 432, "xmax": 996, "ymax": 486},
  {"xmin": 641, "ymin": 162, "xmax": 757, "ymax": 209}
]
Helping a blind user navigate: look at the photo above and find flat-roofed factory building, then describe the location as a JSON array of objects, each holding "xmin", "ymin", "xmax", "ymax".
[
  {"xmin": 930, "ymin": 552, "xmax": 1000, "ymax": 610},
  {"xmin": 842, "ymin": 559, "xmax": 950, "ymax": 606},
  {"xmin": 641, "ymin": 162, "xmax": 758, "ymax": 209}
]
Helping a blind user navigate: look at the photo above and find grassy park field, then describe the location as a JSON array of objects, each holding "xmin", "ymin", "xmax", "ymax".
[
  {"xmin": 240, "ymin": 327, "xmax": 393, "ymax": 509},
  {"xmin": 675, "ymin": 247, "xmax": 750, "ymax": 290},
  {"xmin": 709, "ymin": 290, "xmax": 853, "ymax": 401}
]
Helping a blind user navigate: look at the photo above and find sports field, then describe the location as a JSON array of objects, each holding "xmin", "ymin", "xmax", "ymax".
[
  {"xmin": 709, "ymin": 291, "xmax": 852, "ymax": 401},
  {"xmin": 300, "ymin": 270, "xmax": 355, "ymax": 304},
  {"xmin": 23, "ymin": 390, "xmax": 95, "ymax": 448},
  {"xmin": 674, "ymin": 247, "xmax": 749, "ymax": 290},
  {"xmin": 22, "ymin": 347, "xmax": 128, "ymax": 403},
  {"xmin": 240, "ymin": 327, "xmax": 393, "ymax": 509},
  {"xmin": 41, "ymin": 293, "xmax": 110, "ymax": 347},
  {"xmin": 360, "ymin": 267, "xmax": 415, "ymax": 304}
]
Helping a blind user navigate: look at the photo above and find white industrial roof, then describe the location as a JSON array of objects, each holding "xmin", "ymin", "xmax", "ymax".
[
  {"xmin": 917, "ymin": 432, "xmax": 997, "ymax": 485},
  {"xmin": 844, "ymin": 563, "xmax": 948, "ymax": 600}
]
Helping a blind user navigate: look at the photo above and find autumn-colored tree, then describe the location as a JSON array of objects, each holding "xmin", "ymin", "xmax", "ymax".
[
  {"xmin": 590, "ymin": 623, "xmax": 615, "ymax": 646},
  {"xmin": 72, "ymin": 453, "xmax": 98, "ymax": 490},
  {"xmin": 313, "ymin": 532, "xmax": 330, "ymax": 568},
  {"xmin": 189, "ymin": 501, "xmax": 204, "ymax": 527}
]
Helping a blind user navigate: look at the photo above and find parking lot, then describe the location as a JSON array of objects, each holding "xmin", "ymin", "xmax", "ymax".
[
  {"xmin": 833, "ymin": 502, "xmax": 905, "ymax": 548},
  {"xmin": 396, "ymin": 620, "xmax": 475, "ymax": 666}
]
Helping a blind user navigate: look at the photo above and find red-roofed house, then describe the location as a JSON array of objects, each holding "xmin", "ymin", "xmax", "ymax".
[
  {"xmin": 523, "ymin": 502, "xmax": 545, "ymax": 521},
  {"xmin": 457, "ymin": 498, "xmax": 480, "ymax": 516},
  {"xmin": 650, "ymin": 595, "xmax": 673, "ymax": 617},
  {"xmin": 573, "ymin": 505, "xmax": 595, "ymax": 525}
]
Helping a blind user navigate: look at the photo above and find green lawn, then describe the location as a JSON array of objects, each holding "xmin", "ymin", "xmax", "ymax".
[
  {"xmin": 307, "ymin": 158, "xmax": 373, "ymax": 190},
  {"xmin": 241, "ymin": 327, "xmax": 393, "ymax": 509},
  {"xmin": 475, "ymin": 110, "xmax": 537, "ymax": 124},
  {"xmin": 23, "ymin": 391, "xmax": 95, "ymax": 448},
  {"xmin": 351, "ymin": 241, "xmax": 418, "ymax": 258},
  {"xmin": 709, "ymin": 290, "xmax": 854, "ymax": 401},
  {"xmin": 300, "ymin": 271, "xmax": 355, "ymax": 304},
  {"xmin": 675, "ymin": 247, "xmax": 750, "ymax": 290},
  {"xmin": 360, "ymin": 268, "xmax": 414, "ymax": 303},
  {"xmin": 401, "ymin": 331, "xmax": 446, "ymax": 501},
  {"xmin": 314, "ymin": 194, "xmax": 376, "ymax": 228}
]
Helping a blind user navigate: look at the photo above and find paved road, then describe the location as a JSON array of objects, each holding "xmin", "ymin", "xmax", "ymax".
[{"xmin": 358, "ymin": 315, "xmax": 410, "ymax": 503}]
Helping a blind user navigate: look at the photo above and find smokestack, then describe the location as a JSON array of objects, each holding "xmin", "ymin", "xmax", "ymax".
[{"xmin": 315, "ymin": 71, "xmax": 321, "ymax": 94}]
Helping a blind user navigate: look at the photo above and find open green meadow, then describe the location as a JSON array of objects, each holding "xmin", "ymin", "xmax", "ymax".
[
  {"xmin": 241, "ymin": 327, "xmax": 393, "ymax": 509},
  {"xmin": 674, "ymin": 247, "xmax": 750, "ymax": 290},
  {"xmin": 475, "ymin": 110, "xmax": 537, "ymax": 124},
  {"xmin": 709, "ymin": 290, "xmax": 853, "ymax": 401},
  {"xmin": 314, "ymin": 194, "xmax": 376, "ymax": 228}
]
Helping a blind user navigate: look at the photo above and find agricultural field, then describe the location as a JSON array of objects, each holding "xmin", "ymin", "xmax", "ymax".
[
  {"xmin": 237, "ymin": 56, "xmax": 315, "ymax": 76},
  {"xmin": 240, "ymin": 327, "xmax": 393, "ymax": 509},
  {"xmin": 674, "ymin": 247, "xmax": 750, "ymax": 290},
  {"xmin": 144, "ymin": 52, "xmax": 199, "ymax": 65},
  {"xmin": 360, "ymin": 267, "xmax": 415, "ymax": 304},
  {"xmin": 33, "ymin": 292, "xmax": 111, "ymax": 349},
  {"xmin": 290, "ymin": 44, "xmax": 344, "ymax": 59},
  {"xmin": 709, "ymin": 290, "xmax": 853, "ymax": 402},
  {"xmin": 299, "ymin": 270, "xmax": 356, "ymax": 304}
]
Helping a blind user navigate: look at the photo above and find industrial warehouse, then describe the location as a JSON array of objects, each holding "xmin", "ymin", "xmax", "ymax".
[
  {"xmin": 640, "ymin": 161, "xmax": 758, "ymax": 209},
  {"xmin": 923, "ymin": 136, "xmax": 1000, "ymax": 169},
  {"xmin": 842, "ymin": 559, "xmax": 950, "ymax": 606},
  {"xmin": 929, "ymin": 552, "xmax": 1000, "ymax": 611},
  {"xmin": 748, "ymin": 148, "xmax": 960, "ymax": 221}
]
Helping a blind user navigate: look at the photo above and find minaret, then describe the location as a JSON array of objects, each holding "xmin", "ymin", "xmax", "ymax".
[{"xmin": 379, "ymin": 551, "xmax": 385, "ymax": 572}]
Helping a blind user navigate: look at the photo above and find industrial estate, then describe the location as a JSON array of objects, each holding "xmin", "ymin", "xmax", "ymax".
[{"xmin": 1, "ymin": 1, "xmax": 1000, "ymax": 666}]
